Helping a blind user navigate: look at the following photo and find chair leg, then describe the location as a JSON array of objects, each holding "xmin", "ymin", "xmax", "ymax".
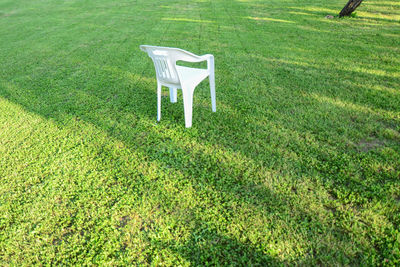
[
  {"xmin": 209, "ymin": 73, "xmax": 216, "ymax": 112},
  {"xmin": 157, "ymin": 83, "xmax": 162, "ymax": 121},
  {"xmin": 182, "ymin": 87, "xmax": 194, "ymax": 128},
  {"xmin": 169, "ymin": 87, "xmax": 177, "ymax": 103}
]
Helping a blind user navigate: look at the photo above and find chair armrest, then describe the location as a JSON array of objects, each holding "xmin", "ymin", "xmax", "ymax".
[
  {"xmin": 176, "ymin": 50, "xmax": 213, "ymax": 63},
  {"xmin": 141, "ymin": 45, "xmax": 214, "ymax": 70},
  {"xmin": 179, "ymin": 53, "xmax": 214, "ymax": 73}
]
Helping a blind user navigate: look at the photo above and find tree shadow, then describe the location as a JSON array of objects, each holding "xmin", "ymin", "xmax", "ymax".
[
  {"xmin": 1, "ymin": 0, "xmax": 399, "ymax": 264},
  {"xmin": 0, "ymin": 59, "xmax": 391, "ymax": 264}
]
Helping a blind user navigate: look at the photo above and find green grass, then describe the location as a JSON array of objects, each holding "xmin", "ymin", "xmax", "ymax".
[{"xmin": 0, "ymin": 0, "xmax": 399, "ymax": 265}]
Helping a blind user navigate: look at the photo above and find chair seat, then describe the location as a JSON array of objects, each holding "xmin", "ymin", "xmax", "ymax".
[{"xmin": 176, "ymin": 66, "xmax": 210, "ymax": 88}]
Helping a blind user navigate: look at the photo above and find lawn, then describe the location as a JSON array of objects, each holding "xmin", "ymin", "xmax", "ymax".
[{"xmin": 0, "ymin": 0, "xmax": 399, "ymax": 265}]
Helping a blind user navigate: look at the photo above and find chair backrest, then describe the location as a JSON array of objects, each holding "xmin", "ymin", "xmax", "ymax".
[{"xmin": 140, "ymin": 45, "xmax": 180, "ymax": 85}]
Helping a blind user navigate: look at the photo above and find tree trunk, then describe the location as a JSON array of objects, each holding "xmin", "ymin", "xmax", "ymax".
[{"xmin": 339, "ymin": 0, "xmax": 364, "ymax": 17}]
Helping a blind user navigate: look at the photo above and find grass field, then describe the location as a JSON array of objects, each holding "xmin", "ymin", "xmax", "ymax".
[{"xmin": 1, "ymin": 0, "xmax": 399, "ymax": 265}]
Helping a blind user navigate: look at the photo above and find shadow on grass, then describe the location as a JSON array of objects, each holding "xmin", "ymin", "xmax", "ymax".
[
  {"xmin": 1, "ymin": 55, "xmax": 396, "ymax": 264},
  {"xmin": 1, "ymin": 0, "xmax": 399, "ymax": 264}
]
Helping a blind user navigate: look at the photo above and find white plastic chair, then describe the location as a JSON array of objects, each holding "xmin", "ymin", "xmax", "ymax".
[{"xmin": 140, "ymin": 45, "xmax": 216, "ymax": 128}]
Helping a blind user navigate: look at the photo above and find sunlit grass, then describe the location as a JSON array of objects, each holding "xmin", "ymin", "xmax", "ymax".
[
  {"xmin": 0, "ymin": 0, "xmax": 399, "ymax": 265},
  {"xmin": 309, "ymin": 93, "xmax": 400, "ymax": 120},
  {"xmin": 245, "ymin": 16, "xmax": 294, "ymax": 23},
  {"xmin": 162, "ymin": 18, "xmax": 215, "ymax": 24}
]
